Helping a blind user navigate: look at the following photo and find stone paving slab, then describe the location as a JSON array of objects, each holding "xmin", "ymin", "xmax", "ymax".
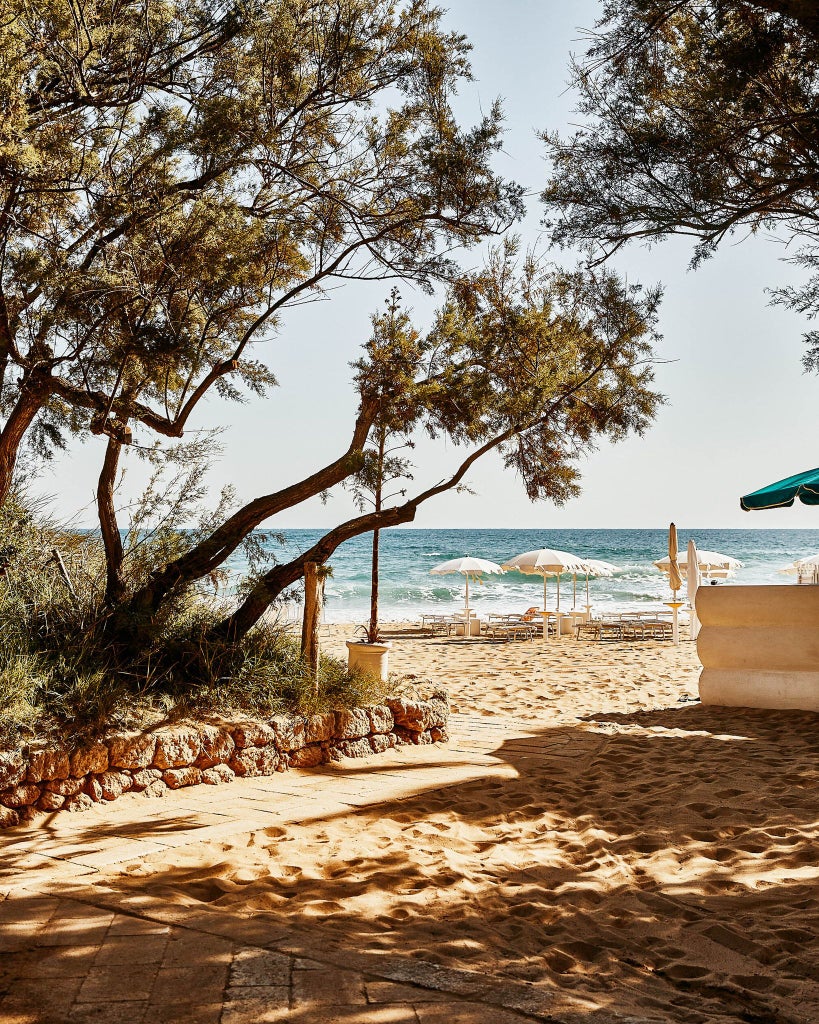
[{"xmin": 0, "ymin": 714, "xmax": 580, "ymax": 1023}]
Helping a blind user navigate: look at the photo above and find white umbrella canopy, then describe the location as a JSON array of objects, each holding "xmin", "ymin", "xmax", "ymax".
[
  {"xmin": 429, "ymin": 557, "xmax": 504, "ymax": 619},
  {"xmin": 583, "ymin": 559, "xmax": 618, "ymax": 577},
  {"xmin": 654, "ymin": 549, "xmax": 742, "ymax": 578},
  {"xmin": 780, "ymin": 553, "xmax": 819, "ymax": 573},
  {"xmin": 780, "ymin": 553, "xmax": 819, "ymax": 582},
  {"xmin": 578, "ymin": 558, "xmax": 619, "ymax": 609},
  {"xmin": 502, "ymin": 548, "xmax": 588, "ymax": 618}
]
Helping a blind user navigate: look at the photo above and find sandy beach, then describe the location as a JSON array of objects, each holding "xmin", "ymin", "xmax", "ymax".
[{"xmin": 96, "ymin": 625, "xmax": 819, "ymax": 1022}]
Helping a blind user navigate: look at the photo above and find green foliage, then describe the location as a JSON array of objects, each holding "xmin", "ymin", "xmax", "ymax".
[
  {"xmin": 0, "ymin": 0, "xmax": 521, "ymax": 470},
  {"xmin": 0, "ymin": 494, "xmax": 379, "ymax": 745},
  {"xmin": 423, "ymin": 241, "xmax": 664, "ymax": 501},
  {"xmin": 541, "ymin": 1, "xmax": 819, "ymax": 358}
]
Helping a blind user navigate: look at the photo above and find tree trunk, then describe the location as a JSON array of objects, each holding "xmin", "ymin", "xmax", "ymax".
[
  {"xmin": 117, "ymin": 398, "xmax": 377, "ymax": 624},
  {"xmin": 0, "ymin": 382, "xmax": 49, "ymax": 506},
  {"xmin": 97, "ymin": 433, "xmax": 126, "ymax": 606},
  {"xmin": 301, "ymin": 561, "xmax": 324, "ymax": 688},
  {"xmin": 368, "ymin": 425, "xmax": 385, "ymax": 642},
  {"xmin": 206, "ymin": 420, "xmax": 522, "ymax": 647},
  {"xmin": 369, "ymin": 526, "xmax": 380, "ymax": 641}
]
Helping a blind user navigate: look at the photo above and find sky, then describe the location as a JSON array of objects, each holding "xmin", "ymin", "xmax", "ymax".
[{"xmin": 38, "ymin": 0, "xmax": 819, "ymax": 531}]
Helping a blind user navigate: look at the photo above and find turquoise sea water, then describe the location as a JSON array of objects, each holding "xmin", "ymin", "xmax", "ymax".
[{"xmin": 228, "ymin": 528, "xmax": 819, "ymax": 623}]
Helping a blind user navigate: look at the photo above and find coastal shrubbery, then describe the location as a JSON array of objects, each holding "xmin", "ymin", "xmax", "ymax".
[{"xmin": 0, "ymin": 496, "xmax": 388, "ymax": 748}]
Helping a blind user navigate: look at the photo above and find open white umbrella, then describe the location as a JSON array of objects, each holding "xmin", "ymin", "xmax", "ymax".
[
  {"xmin": 780, "ymin": 553, "xmax": 819, "ymax": 583},
  {"xmin": 654, "ymin": 548, "xmax": 742, "ymax": 580},
  {"xmin": 429, "ymin": 556, "xmax": 504, "ymax": 621},
  {"xmin": 579, "ymin": 558, "xmax": 618, "ymax": 612},
  {"xmin": 501, "ymin": 548, "xmax": 587, "ymax": 637},
  {"xmin": 687, "ymin": 539, "xmax": 702, "ymax": 641}
]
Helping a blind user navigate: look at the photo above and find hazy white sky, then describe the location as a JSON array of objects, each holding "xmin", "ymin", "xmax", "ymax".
[{"xmin": 41, "ymin": 1, "xmax": 819, "ymax": 530}]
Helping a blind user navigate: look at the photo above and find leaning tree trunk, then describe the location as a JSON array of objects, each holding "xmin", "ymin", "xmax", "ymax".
[
  {"xmin": 0, "ymin": 383, "xmax": 49, "ymax": 506},
  {"xmin": 301, "ymin": 561, "xmax": 325, "ymax": 689},
  {"xmin": 97, "ymin": 431, "xmax": 127, "ymax": 606}
]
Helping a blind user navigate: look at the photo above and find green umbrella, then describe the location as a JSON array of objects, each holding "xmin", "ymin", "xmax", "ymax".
[{"xmin": 740, "ymin": 467, "xmax": 819, "ymax": 511}]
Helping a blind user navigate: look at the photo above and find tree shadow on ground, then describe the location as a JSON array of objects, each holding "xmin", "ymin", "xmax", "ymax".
[{"xmin": 5, "ymin": 703, "xmax": 819, "ymax": 1022}]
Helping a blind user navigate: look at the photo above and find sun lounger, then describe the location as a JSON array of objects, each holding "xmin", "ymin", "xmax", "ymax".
[
  {"xmin": 485, "ymin": 618, "xmax": 537, "ymax": 641},
  {"xmin": 420, "ymin": 613, "xmax": 458, "ymax": 636},
  {"xmin": 575, "ymin": 616, "xmax": 623, "ymax": 641}
]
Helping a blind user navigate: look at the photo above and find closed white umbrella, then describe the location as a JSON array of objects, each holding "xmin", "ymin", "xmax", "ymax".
[
  {"xmin": 687, "ymin": 539, "xmax": 702, "ymax": 641},
  {"xmin": 502, "ymin": 548, "xmax": 588, "ymax": 638},
  {"xmin": 429, "ymin": 556, "xmax": 504, "ymax": 621},
  {"xmin": 667, "ymin": 523, "xmax": 683, "ymax": 596}
]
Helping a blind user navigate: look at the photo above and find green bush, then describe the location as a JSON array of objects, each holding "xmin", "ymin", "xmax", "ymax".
[{"xmin": 0, "ymin": 495, "xmax": 386, "ymax": 746}]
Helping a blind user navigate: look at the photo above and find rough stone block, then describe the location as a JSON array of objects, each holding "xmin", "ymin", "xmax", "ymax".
[
  {"xmin": 1, "ymin": 783, "xmax": 41, "ymax": 807},
  {"xmin": 289, "ymin": 744, "xmax": 326, "ymax": 768},
  {"xmin": 162, "ymin": 766, "xmax": 202, "ymax": 789},
  {"xmin": 370, "ymin": 733, "xmax": 396, "ymax": 754},
  {"xmin": 270, "ymin": 714, "xmax": 306, "ymax": 752},
  {"xmin": 64, "ymin": 792, "xmax": 95, "ymax": 813},
  {"xmin": 229, "ymin": 746, "xmax": 279, "ymax": 777},
  {"xmin": 334, "ymin": 708, "xmax": 370, "ymax": 740},
  {"xmin": 368, "ymin": 704, "xmax": 394, "ymax": 735},
  {"xmin": 85, "ymin": 775, "xmax": 104, "ymax": 802},
  {"xmin": 0, "ymin": 804, "xmax": 20, "ymax": 828},
  {"xmin": 37, "ymin": 790, "xmax": 65, "ymax": 811},
  {"xmin": 425, "ymin": 694, "xmax": 450, "ymax": 730},
  {"xmin": 195, "ymin": 725, "xmax": 235, "ymax": 768},
  {"xmin": 202, "ymin": 764, "xmax": 236, "ymax": 785},
  {"xmin": 130, "ymin": 768, "xmax": 162, "ymax": 790},
  {"xmin": 333, "ymin": 737, "xmax": 374, "ymax": 759},
  {"xmin": 152, "ymin": 726, "xmax": 201, "ymax": 769},
  {"xmin": 0, "ymin": 750, "xmax": 26, "ymax": 790},
  {"xmin": 142, "ymin": 779, "xmax": 168, "ymax": 798},
  {"xmin": 107, "ymin": 731, "xmax": 156, "ymax": 770},
  {"xmin": 386, "ymin": 697, "xmax": 427, "ymax": 732},
  {"xmin": 387, "ymin": 695, "xmax": 449, "ymax": 732},
  {"xmin": 26, "ymin": 746, "xmax": 70, "ymax": 783},
  {"xmin": 45, "ymin": 777, "xmax": 84, "ymax": 797},
  {"xmin": 230, "ymin": 721, "xmax": 276, "ymax": 749},
  {"xmin": 305, "ymin": 712, "xmax": 335, "ymax": 743},
  {"xmin": 394, "ymin": 725, "xmax": 421, "ymax": 745},
  {"xmin": 69, "ymin": 742, "xmax": 109, "ymax": 777},
  {"xmin": 99, "ymin": 769, "xmax": 133, "ymax": 801},
  {"xmin": 430, "ymin": 726, "xmax": 449, "ymax": 743}
]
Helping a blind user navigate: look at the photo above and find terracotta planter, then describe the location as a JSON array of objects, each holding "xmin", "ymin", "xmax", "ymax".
[{"xmin": 346, "ymin": 640, "xmax": 391, "ymax": 681}]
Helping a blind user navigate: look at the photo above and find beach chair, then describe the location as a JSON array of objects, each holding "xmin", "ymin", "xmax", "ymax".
[
  {"xmin": 575, "ymin": 615, "xmax": 623, "ymax": 641},
  {"xmin": 485, "ymin": 617, "xmax": 536, "ymax": 641},
  {"xmin": 420, "ymin": 613, "xmax": 458, "ymax": 636}
]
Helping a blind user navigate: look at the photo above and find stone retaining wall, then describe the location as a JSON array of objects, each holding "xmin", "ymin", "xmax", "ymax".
[{"xmin": 0, "ymin": 693, "xmax": 449, "ymax": 830}]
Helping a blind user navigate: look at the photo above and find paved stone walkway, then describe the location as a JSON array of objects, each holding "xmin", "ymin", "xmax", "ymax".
[{"xmin": 1, "ymin": 714, "xmax": 584, "ymax": 1024}]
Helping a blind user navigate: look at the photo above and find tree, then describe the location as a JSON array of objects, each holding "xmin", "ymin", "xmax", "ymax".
[
  {"xmin": 0, "ymin": 0, "xmax": 523, "ymax": 557},
  {"xmin": 541, "ymin": 0, "xmax": 819, "ymax": 361},
  {"xmin": 205, "ymin": 244, "xmax": 664, "ymax": 649},
  {"xmin": 348, "ymin": 289, "xmax": 417, "ymax": 644}
]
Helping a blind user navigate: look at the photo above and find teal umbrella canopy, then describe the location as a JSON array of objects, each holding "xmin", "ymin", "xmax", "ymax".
[{"xmin": 741, "ymin": 467, "xmax": 819, "ymax": 511}]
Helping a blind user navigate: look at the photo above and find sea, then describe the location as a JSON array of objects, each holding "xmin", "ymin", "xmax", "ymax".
[{"xmin": 226, "ymin": 528, "xmax": 819, "ymax": 624}]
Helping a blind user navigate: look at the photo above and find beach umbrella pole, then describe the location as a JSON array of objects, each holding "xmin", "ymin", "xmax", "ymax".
[{"xmin": 542, "ymin": 575, "xmax": 549, "ymax": 640}]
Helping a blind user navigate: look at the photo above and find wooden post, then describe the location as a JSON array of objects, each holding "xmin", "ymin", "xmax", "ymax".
[
  {"xmin": 51, "ymin": 547, "xmax": 78, "ymax": 603},
  {"xmin": 301, "ymin": 561, "xmax": 325, "ymax": 689}
]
